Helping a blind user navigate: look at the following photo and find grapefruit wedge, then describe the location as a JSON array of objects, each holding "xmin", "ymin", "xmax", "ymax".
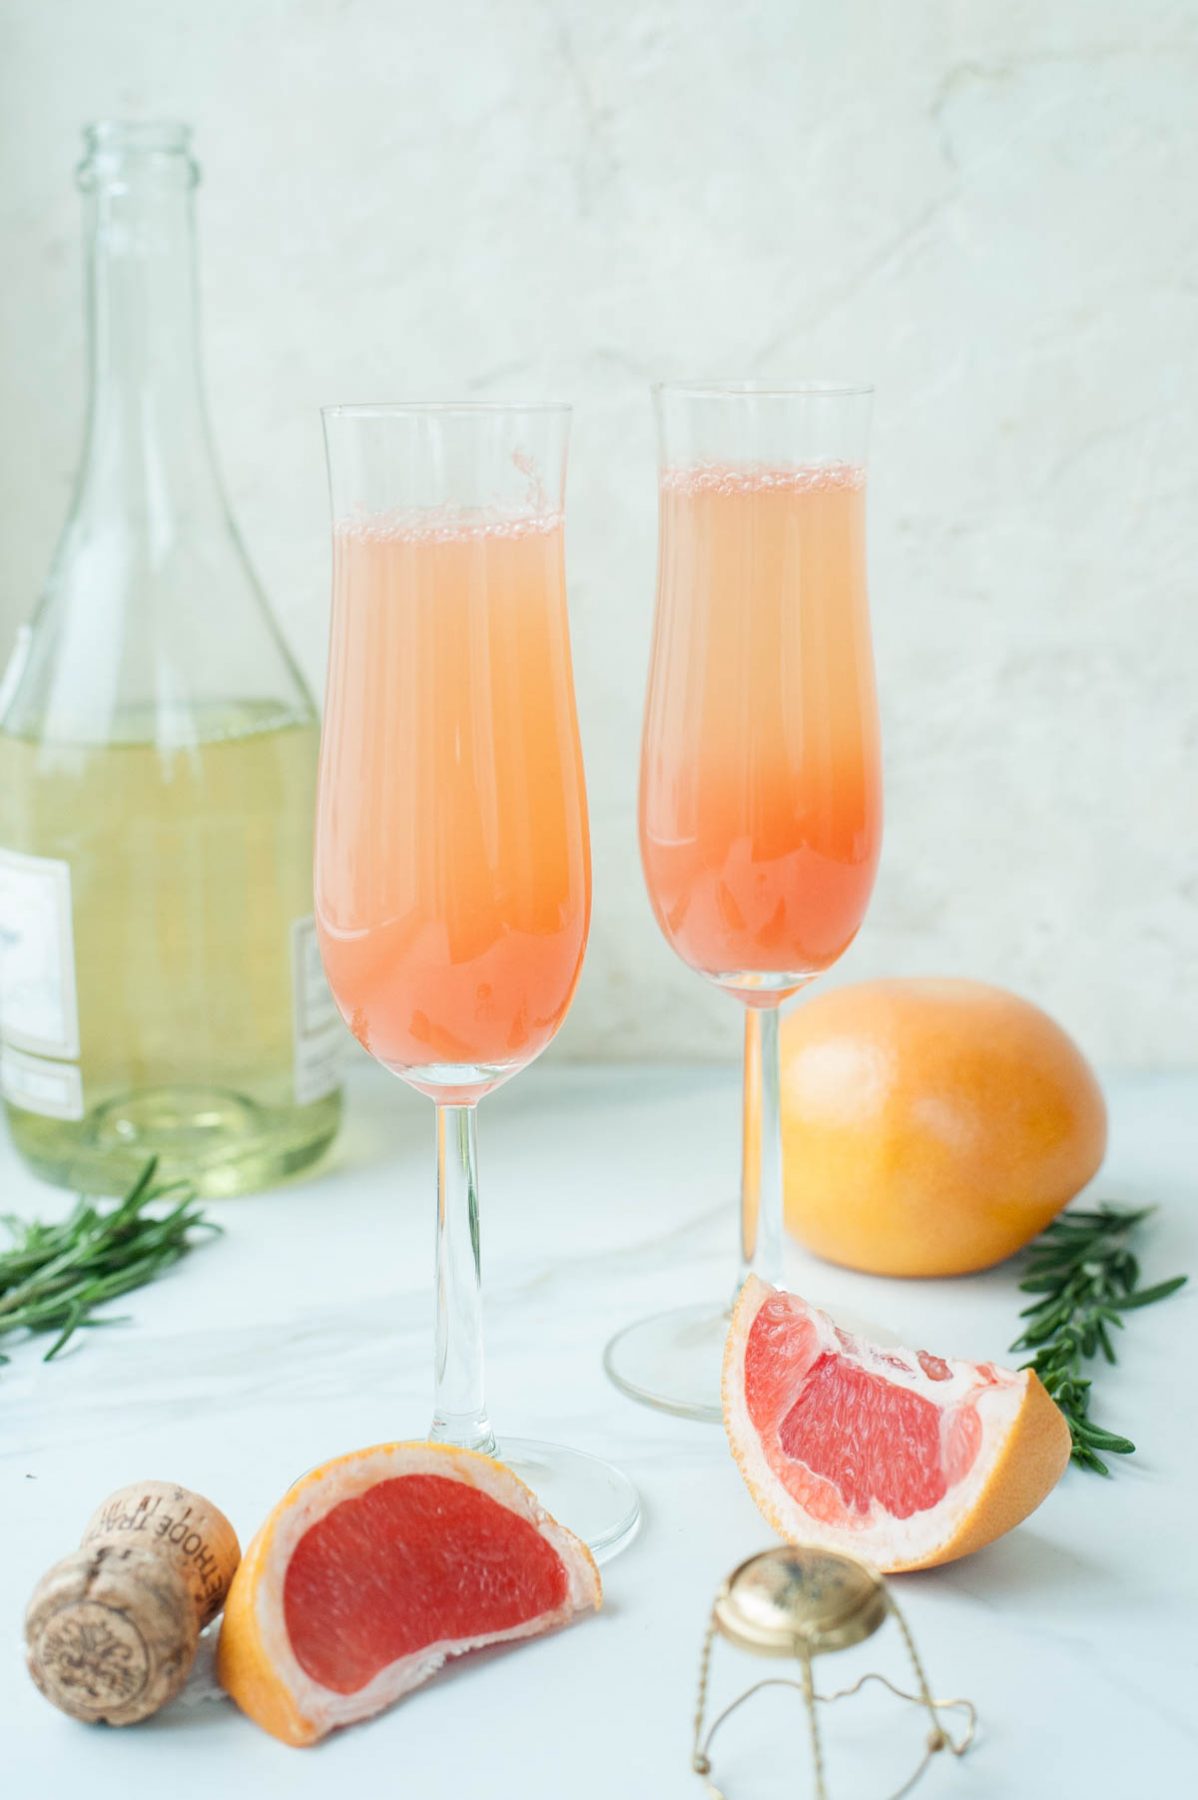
[
  {"xmin": 217, "ymin": 1442, "xmax": 600, "ymax": 1745},
  {"xmin": 724, "ymin": 1277, "xmax": 1071, "ymax": 1572}
]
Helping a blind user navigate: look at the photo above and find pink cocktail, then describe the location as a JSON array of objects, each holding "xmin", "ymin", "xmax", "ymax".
[
  {"xmin": 607, "ymin": 383, "xmax": 882, "ymax": 1421},
  {"xmin": 317, "ymin": 513, "xmax": 588, "ymax": 1096}
]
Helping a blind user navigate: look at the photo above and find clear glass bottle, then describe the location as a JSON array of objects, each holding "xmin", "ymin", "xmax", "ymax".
[{"xmin": 0, "ymin": 122, "xmax": 342, "ymax": 1196}]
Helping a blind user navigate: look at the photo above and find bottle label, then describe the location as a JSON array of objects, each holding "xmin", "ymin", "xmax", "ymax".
[
  {"xmin": 0, "ymin": 847, "xmax": 84, "ymax": 1118},
  {"xmin": 0, "ymin": 1043, "xmax": 84, "ymax": 1120},
  {"xmin": 0, "ymin": 625, "xmax": 32, "ymax": 718},
  {"xmin": 291, "ymin": 916, "xmax": 342, "ymax": 1106}
]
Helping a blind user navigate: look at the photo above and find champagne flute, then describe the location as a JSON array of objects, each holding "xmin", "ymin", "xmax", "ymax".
[
  {"xmin": 316, "ymin": 402, "xmax": 640, "ymax": 1557},
  {"xmin": 605, "ymin": 382, "xmax": 883, "ymax": 1421}
]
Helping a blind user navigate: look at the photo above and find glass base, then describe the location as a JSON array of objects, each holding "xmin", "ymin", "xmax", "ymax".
[
  {"xmin": 604, "ymin": 1302, "xmax": 731, "ymax": 1423},
  {"xmin": 497, "ymin": 1436, "xmax": 641, "ymax": 1565},
  {"xmin": 604, "ymin": 1297, "xmax": 899, "ymax": 1424}
]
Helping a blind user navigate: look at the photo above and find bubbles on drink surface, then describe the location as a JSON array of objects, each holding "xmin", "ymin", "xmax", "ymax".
[
  {"xmin": 335, "ymin": 507, "xmax": 564, "ymax": 546},
  {"xmin": 660, "ymin": 461, "xmax": 865, "ymax": 496}
]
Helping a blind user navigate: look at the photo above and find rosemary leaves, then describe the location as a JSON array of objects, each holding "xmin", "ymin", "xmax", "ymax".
[
  {"xmin": 1011, "ymin": 1205, "xmax": 1187, "ymax": 1474},
  {"xmin": 0, "ymin": 1159, "xmax": 220, "ymax": 1368}
]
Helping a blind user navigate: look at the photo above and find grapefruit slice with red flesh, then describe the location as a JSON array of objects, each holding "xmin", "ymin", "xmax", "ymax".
[
  {"xmin": 724, "ymin": 1277, "xmax": 1071, "ymax": 1573},
  {"xmin": 216, "ymin": 1443, "xmax": 600, "ymax": 1745}
]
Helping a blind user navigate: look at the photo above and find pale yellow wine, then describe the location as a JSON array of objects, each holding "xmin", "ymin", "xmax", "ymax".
[{"xmin": 0, "ymin": 701, "xmax": 341, "ymax": 1194}]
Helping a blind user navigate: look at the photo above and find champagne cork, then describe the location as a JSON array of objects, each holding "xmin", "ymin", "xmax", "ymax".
[
  {"xmin": 26, "ymin": 1547, "xmax": 198, "ymax": 1725},
  {"xmin": 26, "ymin": 1481, "xmax": 240, "ymax": 1726},
  {"xmin": 81, "ymin": 1481, "xmax": 240, "ymax": 1629}
]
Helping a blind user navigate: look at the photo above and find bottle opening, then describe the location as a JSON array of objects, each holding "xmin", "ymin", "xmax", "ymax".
[
  {"xmin": 84, "ymin": 120, "xmax": 193, "ymax": 156},
  {"xmin": 78, "ymin": 121, "xmax": 198, "ymax": 191}
]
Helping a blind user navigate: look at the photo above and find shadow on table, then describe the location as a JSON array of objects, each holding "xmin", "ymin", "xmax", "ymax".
[{"xmin": 907, "ymin": 1526, "xmax": 1103, "ymax": 1608}]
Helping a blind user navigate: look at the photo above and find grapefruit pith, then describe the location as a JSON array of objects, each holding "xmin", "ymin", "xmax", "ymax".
[
  {"xmin": 724, "ymin": 1278, "xmax": 1070, "ymax": 1572},
  {"xmin": 216, "ymin": 1442, "xmax": 600, "ymax": 1745}
]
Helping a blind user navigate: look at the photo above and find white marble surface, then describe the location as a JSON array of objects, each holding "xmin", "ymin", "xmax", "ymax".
[
  {"xmin": 1, "ymin": 1060, "xmax": 1195, "ymax": 1795},
  {"xmin": 2, "ymin": 0, "xmax": 1196, "ymax": 1067}
]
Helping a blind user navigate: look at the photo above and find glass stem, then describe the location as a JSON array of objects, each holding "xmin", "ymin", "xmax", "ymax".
[
  {"xmin": 738, "ymin": 1004, "xmax": 786, "ymax": 1295},
  {"xmin": 430, "ymin": 1104, "xmax": 496, "ymax": 1454}
]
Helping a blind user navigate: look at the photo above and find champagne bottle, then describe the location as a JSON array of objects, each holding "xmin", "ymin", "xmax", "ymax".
[{"xmin": 0, "ymin": 122, "xmax": 342, "ymax": 1195}]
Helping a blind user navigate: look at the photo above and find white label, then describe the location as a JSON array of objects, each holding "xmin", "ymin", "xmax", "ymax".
[
  {"xmin": 0, "ymin": 847, "xmax": 81, "ymax": 1060},
  {"xmin": 1, "ymin": 1044, "xmax": 84, "ymax": 1120},
  {"xmin": 0, "ymin": 625, "xmax": 32, "ymax": 718},
  {"xmin": 291, "ymin": 916, "xmax": 342, "ymax": 1105}
]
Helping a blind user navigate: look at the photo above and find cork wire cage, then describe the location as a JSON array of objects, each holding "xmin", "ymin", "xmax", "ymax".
[{"xmin": 691, "ymin": 1547, "xmax": 977, "ymax": 1800}]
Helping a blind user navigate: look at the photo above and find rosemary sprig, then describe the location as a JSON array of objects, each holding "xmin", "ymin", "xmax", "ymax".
[
  {"xmin": 1010, "ymin": 1204, "xmax": 1187, "ymax": 1474},
  {"xmin": 0, "ymin": 1159, "xmax": 220, "ymax": 1368}
]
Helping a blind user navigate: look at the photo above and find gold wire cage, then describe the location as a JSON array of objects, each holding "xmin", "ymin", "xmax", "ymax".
[{"xmin": 691, "ymin": 1547, "xmax": 976, "ymax": 1800}]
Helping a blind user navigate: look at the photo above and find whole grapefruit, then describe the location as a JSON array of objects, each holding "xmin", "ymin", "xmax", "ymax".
[{"xmin": 781, "ymin": 978, "xmax": 1107, "ymax": 1277}]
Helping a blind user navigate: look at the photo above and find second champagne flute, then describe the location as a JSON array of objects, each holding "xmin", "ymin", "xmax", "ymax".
[
  {"xmin": 316, "ymin": 402, "xmax": 640, "ymax": 1558},
  {"xmin": 605, "ymin": 381, "xmax": 883, "ymax": 1421}
]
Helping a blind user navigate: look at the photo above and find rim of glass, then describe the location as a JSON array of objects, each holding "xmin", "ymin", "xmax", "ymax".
[
  {"xmin": 654, "ymin": 379, "xmax": 873, "ymax": 399},
  {"xmin": 322, "ymin": 401, "xmax": 572, "ymax": 420}
]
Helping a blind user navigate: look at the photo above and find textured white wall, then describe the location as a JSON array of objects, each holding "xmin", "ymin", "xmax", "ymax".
[{"xmin": 1, "ymin": 0, "xmax": 1195, "ymax": 1067}]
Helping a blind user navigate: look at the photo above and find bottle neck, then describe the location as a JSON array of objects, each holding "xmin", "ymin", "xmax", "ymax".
[{"xmin": 78, "ymin": 145, "xmax": 221, "ymax": 512}]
